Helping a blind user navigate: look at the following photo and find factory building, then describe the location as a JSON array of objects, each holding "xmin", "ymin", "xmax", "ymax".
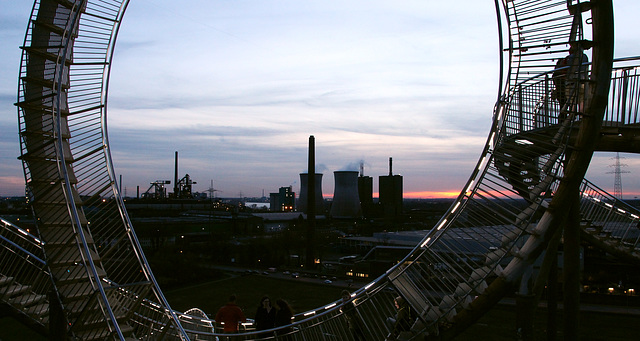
[
  {"xmin": 379, "ymin": 157, "xmax": 403, "ymax": 222},
  {"xmin": 269, "ymin": 186, "xmax": 296, "ymax": 212},
  {"xmin": 358, "ymin": 162, "xmax": 374, "ymax": 218}
]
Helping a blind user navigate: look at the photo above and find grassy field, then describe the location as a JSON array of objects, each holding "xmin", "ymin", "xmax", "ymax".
[{"xmin": 162, "ymin": 273, "xmax": 347, "ymax": 317}]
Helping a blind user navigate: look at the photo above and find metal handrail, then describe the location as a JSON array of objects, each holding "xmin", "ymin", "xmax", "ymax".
[
  {"xmin": 605, "ymin": 59, "xmax": 640, "ymax": 126},
  {"xmin": 0, "ymin": 217, "xmax": 51, "ymax": 326},
  {"xmin": 0, "ymin": 218, "xmax": 46, "ymax": 267},
  {"xmin": 580, "ymin": 180, "xmax": 640, "ymax": 250}
]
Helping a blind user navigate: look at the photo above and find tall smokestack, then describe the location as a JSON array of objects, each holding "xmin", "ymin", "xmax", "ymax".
[
  {"xmin": 174, "ymin": 151, "xmax": 179, "ymax": 196},
  {"xmin": 330, "ymin": 171, "xmax": 361, "ymax": 218},
  {"xmin": 308, "ymin": 136, "xmax": 315, "ymax": 218},
  {"xmin": 389, "ymin": 157, "xmax": 393, "ymax": 176},
  {"xmin": 307, "ymin": 136, "xmax": 316, "ymax": 268}
]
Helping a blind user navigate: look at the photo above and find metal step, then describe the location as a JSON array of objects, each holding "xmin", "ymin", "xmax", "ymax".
[
  {"xmin": 73, "ymin": 322, "xmax": 135, "ymax": 341},
  {"xmin": 8, "ymin": 293, "xmax": 47, "ymax": 308},
  {"xmin": 24, "ymin": 303, "xmax": 50, "ymax": 319},
  {"xmin": 1, "ymin": 284, "xmax": 31, "ymax": 298},
  {"xmin": 32, "ymin": 19, "xmax": 76, "ymax": 39},
  {"xmin": 20, "ymin": 46, "xmax": 73, "ymax": 65},
  {"xmin": 485, "ymin": 248, "xmax": 507, "ymax": 264},
  {"xmin": 0, "ymin": 275, "xmax": 14, "ymax": 287},
  {"xmin": 20, "ymin": 75, "xmax": 70, "ymax": 91},
  {"xmin": 47, "ymin": 246, "xmax": 101, "ymax": 267},
  {"xmin": 52, "ymin": 0, "xmax": 85, "ymax": 11},
  {"xmin": 58, "ymin": 281, "xmax": 96, "ymax": 301},
  {"xmin": 53, "ymin": 264, "xmax": 105, "ymax": 284}
]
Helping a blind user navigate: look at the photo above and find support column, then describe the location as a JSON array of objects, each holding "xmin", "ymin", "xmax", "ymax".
[
  {"xmin": 527, "ymin": 222, "xmax": 563, "ymax": 341},
  {"xmin": 547, "ymin": 251, "xmax": 558, "ymax": 341},
  {"xmin": 515, "ymin": 254, "xmax": 536, "ymax": 341},
  {"xmin": 515, "ymin": 272, "xmax": 535, "ymax": 341},
  {"xmin": 563, "ymin": 190, "xmax": 581, "ymax": 340},
  {"xmin": 49, "ymin": 290, "xmax": 68, "ymax": 341}
]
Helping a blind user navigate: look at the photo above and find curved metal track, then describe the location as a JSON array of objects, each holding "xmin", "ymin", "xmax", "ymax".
[{"xmin": 3, "ymin": 0, "xmax": 637, "ymax": 340}]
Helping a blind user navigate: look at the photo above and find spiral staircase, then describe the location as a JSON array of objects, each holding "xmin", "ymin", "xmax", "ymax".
[{"xmin": 2, "ymin": 0, "xmax": 639, "ymax": 340}]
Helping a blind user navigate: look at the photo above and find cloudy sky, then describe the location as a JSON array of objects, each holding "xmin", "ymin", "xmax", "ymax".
[{"xmin": 1, "ymin": 1, "xmax": 639, "ymax": 199}]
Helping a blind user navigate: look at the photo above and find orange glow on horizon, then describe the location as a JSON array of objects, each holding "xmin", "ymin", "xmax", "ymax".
[
  {"xmin": 322, "ymin": 190, "xmax": 640, "ymax": 200},
  {"xmin": 324, "ymin": 191, "xmax": 461, "ymax": 200},
  {"xmin": 404, "ymin": 191, "xmax": 461, "ymax": 199}
]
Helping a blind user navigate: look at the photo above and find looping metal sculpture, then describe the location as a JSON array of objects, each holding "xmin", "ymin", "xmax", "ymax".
[{"xmin": 3, "ymin": 0, "xmax": 638, "ymax": 340}]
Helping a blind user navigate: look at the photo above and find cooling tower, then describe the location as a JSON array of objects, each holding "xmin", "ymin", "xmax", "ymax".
[
  {"xmin": 330, "ymin": 171, "xmax": 362, "ymax": 218},
  {"xmin": 298, "ymin": 173, "xmax": 324, "ymax": 214}
]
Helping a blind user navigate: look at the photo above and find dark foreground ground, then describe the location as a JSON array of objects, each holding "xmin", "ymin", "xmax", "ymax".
[
  {"xmin": 1, "ymin": 273, "xmax": 638, "ymax": 340},
  {"xmin": 164, "ymin": 273, "xmax": 640, "ymax": 341}
]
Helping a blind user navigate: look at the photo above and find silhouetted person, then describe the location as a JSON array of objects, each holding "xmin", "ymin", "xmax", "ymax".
[
  {"xmin": 564, "ymin": 42, "xmax": 589, "ymax": 113},
  {"xmin": 385, "ymin": 296, "xmax": 414, "ymax": 341},
  {"xmin": 254, "ymin": 295, "xmax": 276, "ymax": 337},
  {"xmin": 215, "ymin": 294, "xmax": 247, "ymax": 336},
  {"xmin": 554, "ymin": 42, "xmax": 589, "ymax": 119},
  {"xmin": 552, "ymin": 55, "xmax": 569, "ymax": 108},
  {"xmin": 274, "ymin": 298, "xmax": 294, "ymax": 339}
]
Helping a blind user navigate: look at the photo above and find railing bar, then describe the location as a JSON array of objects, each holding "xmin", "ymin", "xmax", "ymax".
[{"xmin": 0, "ymin": 235, "xmax": 46, "ymax": 265}]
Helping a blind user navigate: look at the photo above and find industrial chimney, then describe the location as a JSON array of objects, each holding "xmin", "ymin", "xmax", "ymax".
[
  {"xmin": 379, "ymin": 156, "xmax": 403, "ymax": 220},
  {"xmin": 174, "ymin": 151, "xmax": 179, "ymax": 197},
  {"xmin": 330, "ymin": 171, "xmax": 361, "ymax": 218},
  {"xmin": 298, "ymin": 173, "xmax": 324, "ymax": 214}
]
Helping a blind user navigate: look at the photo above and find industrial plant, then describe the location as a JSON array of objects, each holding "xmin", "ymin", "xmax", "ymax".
[
  {"xmin": 124, "ymin": 138, "xmax": 405, "ymax": 224},
  {"xmin": 81, "ymin": 141, "xmax": 639, "ymax": 303},
  {"xmin": 87, "ymin": 137, "xmax": 418, "ymax": 281}
]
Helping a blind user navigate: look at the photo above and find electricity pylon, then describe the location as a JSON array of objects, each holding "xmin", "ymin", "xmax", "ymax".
[{"xmin": 607, "ymin": 153, "xmax": 629, "ymax": 200}]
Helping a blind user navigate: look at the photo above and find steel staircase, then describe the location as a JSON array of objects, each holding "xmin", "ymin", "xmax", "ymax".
[
  {"xmin": 13, "ymin": 0, "xmax": 186, "ymax": 340},
  {"xmin": 17, "ymin": 1, "xmax": 135, "ymax": 339}
]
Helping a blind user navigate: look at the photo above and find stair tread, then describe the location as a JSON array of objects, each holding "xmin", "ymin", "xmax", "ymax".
[
  {"xmin": 1, "ymin": 284, "xmax": 30, "ymax": 297},
  {"xmin": 24, "ymin": 303, "xmax": 50, "ymax": 317},
  {"xmin": 54, "ymin": 265, "xmax": 105, "ymax": 283},
  {"xmin": 0, "ymin": 275, "xmax": 14, "ymax": 286},
  {"xmin": 58, "ymin": 282, "xmax": 97, "ymax": 300},
  {"xmin": 8, "ymin": 293, "xmax": 47, "ymax": 307},
  {"xmin": 48, "ymin": 248, "xmax": 101, "ymax": 266}
]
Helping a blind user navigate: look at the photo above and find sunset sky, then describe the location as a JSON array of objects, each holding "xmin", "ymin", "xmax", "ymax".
[{"xmin": 1, "ymin": 1, "xmax": 639, "ymax": 200}]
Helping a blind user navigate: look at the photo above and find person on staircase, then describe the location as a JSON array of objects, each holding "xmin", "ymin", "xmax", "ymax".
[
  {"xmin": 554, "ymin": 42, "xmax": 590, "ymax": 120},
  {"xmin": 385, "ymin": 296, "xmax": 414, "ymax": 340}
]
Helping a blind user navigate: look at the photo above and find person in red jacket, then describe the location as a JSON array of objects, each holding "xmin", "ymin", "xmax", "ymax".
[{"xmin": 215, "ymin": 294, "xmax": 247, "ymax": 334}]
